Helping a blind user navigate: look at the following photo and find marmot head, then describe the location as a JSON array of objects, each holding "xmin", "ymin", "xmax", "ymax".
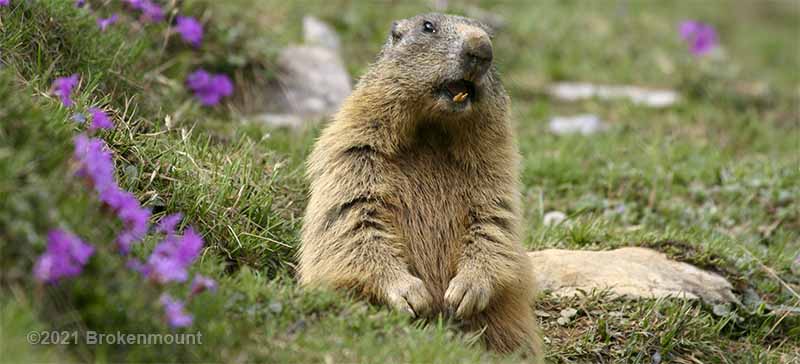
[{"xmin": 363, "ymin": 13, "xmax": 505, "ymax": 119}]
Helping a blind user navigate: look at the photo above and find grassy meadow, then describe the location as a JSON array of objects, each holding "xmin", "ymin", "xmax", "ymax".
[{"xmin": 1, "ymin": 0, "xmax": 798, "ymax": 362}]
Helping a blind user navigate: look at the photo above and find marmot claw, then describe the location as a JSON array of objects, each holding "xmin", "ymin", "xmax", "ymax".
[
  {"xmin": 385, "ymin": 274, "xmax": 432, "ymax": 318},
  {"xmin": 444, "ymin": 272, "xmax": 492, "ymax": 318}
]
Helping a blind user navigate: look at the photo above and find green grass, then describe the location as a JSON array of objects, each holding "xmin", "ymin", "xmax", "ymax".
[{"xmin": 1, "ymin": 0, "xmax": 799, "ymax": 363}]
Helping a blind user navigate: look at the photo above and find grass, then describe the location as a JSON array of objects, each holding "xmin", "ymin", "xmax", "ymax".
[{"xmin": 1, "ymin": 0, "xmax": 798, "ymax": 363}]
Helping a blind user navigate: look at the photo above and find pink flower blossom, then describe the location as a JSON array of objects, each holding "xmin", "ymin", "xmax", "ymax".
[
  {"xmin": 190, "ymin": 274, "xmax": 217, "ymax": 295},
  {"xmin": 124, "ymin": 0, "xmax": 164, "ymax": 23},
  {"xmin": 34, "ymin": 229, "xmax": 95, "ymax": 284},
  {"xmin": 73, "ymin": 135, "xmax": 151, "ymax": 253},
  {"xmin": 140, "ymin": 1, "xmax": 164, "ymax": 23},
  {"xmin": 176, "ymin": 16, "xmax": 203, "ymax": 47},
  {"xmin": 146, "ymin": 227, "xmax": 204, "ymax": 283},
  {"xmin": 97, "ymin": 14, "xmax": 119, "ymax": 32},
  {"xmin": 73, "ymin": 134, "xmax": 116, "ymax": 191},
  {"xmin": 127, "ymin": 258, "xmax": 149, "ymax": 275},
  {"xmin": 123, "ymin": 0, "xmax": 142, "ymax": 8},
  {"xmin": 160, "ymin": 294, "xmax": 193, "ymax": 328},
  {"xmin": 88, "ymin": 107, "xmax": 113, "ymax": 130},
  {"xmin": 0, "ymin": 0, "xmax": 10, "ymax": 6},
  {"xmin": 52, "ymin": 74, "xmax": 79, "ymax": 107},
  {"xmin": 186, "ymin": 69, "xmax": 233, "ymax": 106},
  {"xmin": 679, "ymin": 20, "xmax": 719, "ymax": 56},
  {"xmin": 156, "ymin": 213, "xmax": 183, "ymax": 235}
]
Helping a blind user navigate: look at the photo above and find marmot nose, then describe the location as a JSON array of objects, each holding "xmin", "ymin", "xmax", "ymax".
[{"xmin": 462, "ymin": 31, "xmax": 493, "ymax": 80}]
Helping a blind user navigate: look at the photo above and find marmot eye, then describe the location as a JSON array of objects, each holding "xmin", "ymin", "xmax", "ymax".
[{"xmin": 423, "ymin": 21, "xmax": 436, "ymax": 33}]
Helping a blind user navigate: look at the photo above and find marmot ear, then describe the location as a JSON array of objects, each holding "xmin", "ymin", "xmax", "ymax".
[{"xmin": 390, "ymin": 21, "xmax": 403, "ymax": 45}]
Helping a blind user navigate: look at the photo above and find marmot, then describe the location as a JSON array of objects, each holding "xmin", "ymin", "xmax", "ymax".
[{"xmin": 298, "ymin": 13, "xmax": 543, "ymax": 359}]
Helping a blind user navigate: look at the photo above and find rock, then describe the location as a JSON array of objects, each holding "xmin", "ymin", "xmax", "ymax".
[
  {"xmin": 276, "ymin": 46, "xmax": 351, "ymax": 115},
  {"xmin": 651, "ymin": 352, "xmax": 662, "ymax": 364},
  {"xmin": 559, "ymin": 308, "xmax": 578, "ymax": 319},
  {"xmin": 548, "ymin": 114, "xmax": 606, "ymax": 135},
  {"xmin": 741, "ymin": 288, "xmax": 764, "ymax": 308},
  {"xmin": 528, "ymin": 247, "xmax": 738, "ymax": 304},
  {"xmin": 256, "ymin": 16, "xmax": 351, "ymax": 128},
  {"xmin": 256, "ymin": 113, "xmax": 306, "ymax": 129},
  {"xmin": 303, "ymin": 15, "xmax": 340, "ymax": 51},
  {"xmin": 711, "ymin": 303, "xmax": 732, "ymax": 316},
  {"xmin": 543, "ymin": 211, "xmax": 567, "ymax": 226},
  {"xmin": 548, "ymin": 82, "xmax": 679, "ymax": 108},
  {"xmin": 556, "ymin": 308, "xmax": 576, "ymax": 325}
]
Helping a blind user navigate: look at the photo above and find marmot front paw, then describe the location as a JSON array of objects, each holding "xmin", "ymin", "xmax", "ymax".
[
  {"xmin": 384, "ymin": 274, "xmax": 433, "ymax": 318},
  {"xmin": 444, "ymin": 272, "xmax": 493, "ymax": 318}
]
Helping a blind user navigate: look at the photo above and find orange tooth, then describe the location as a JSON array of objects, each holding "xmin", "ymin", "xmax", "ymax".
[{"xmin": 453, "ymin": 92, "xmax": 469, "ymax": 103}]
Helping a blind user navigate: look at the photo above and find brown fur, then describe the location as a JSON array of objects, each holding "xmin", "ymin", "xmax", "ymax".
[{"xmin": 298, "ymin": 13, "xmax": 543, "ymax": 360}]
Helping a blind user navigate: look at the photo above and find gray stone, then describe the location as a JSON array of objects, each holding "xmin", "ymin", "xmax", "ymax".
[
  {"xmin": 303, "ymin": 15, "xmax": 341, "ymax": 51},
  {"xmin": 529, "ymin": 247, "xmax": 738, "ymax": 304},
  {"xmin": 651, "ymin": 352, "xmax": 662, "ymax": 364},
  {"xmin": 712, "ymin": 303, "xmax": 732, "ymax": 316},
  {"xmin": 275, "ymin": 46, "xmax": 351, "ymax": 116},
  {"xmin": 559, "ymin": 308, "xmax": 578, "ymax": 319},
  {"xmin": 256, "ymin": 17, "xmax": 351, "ymax": 128},
  {"xmin": 256, "ymin": 113, "xmax": 306, "ymax": 129},
  {"xmin": 548, "ymin": 82, "xmax": 679, "ymax": 108},
  {"xmin": 543, "ymin": 211, "xmax": 567, "ymax": 226},
  {"xmin": 548, "ymin": 114, "xmax": 606, "ymax": 135}
]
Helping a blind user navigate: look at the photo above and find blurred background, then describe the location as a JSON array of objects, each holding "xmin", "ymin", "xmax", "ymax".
[{"xmin": 1, "ymin": 0, "xmax": 798, "ymax": 363}]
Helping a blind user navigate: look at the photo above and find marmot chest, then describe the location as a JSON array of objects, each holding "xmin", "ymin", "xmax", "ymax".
[{"xmin": 392, "ymin": 130, "xmax": 475, "ymax": 284}]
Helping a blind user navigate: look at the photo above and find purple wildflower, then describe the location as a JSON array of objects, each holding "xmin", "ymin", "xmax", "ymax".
[
  {"xmin": 146, "ymin": 227, "xmax": 204, "ymax": 283},
  {"xmin": 139, "ymin": 0, "xmax": 164, "ymax": 23},
  {"xmin": 88, "ymin": 107, "xmax": 113, "ymax": 130},
  {"xmin": 127, "ymin": 258, "xmax": 150, "ymax": 276},
  {"xmin": 98, "ymin": 187, "xmax": 151, "ymax": 254},
  {"xmin": 115, "ymin": 199, "xmax": 151, "ymax": 253},
  {"xmin": 72, "ymin": 135, "xmax": 151, "ymax": 253},
  {"xmin": 0, "ymin": 0, "xmax": 9, "ymax": 6},
  {"xmin": 97, "ymin": 14, "xmax": 119, "ymax": 32},
  {"xmin": 34, "ymin": 229, "xmax": 95, "ymax": 284},
  {"xmin": 52, "ymin": 74, "xmax": 79, "ymax": 107},
  {"xmin": 679, "ymin": 20, "xmax": 718, "ymax": 56},
  {"xmin": 175, "ymin": 16, "xmax": 203, "ymax": 47},
  {"xmin": 156, "ymin": 213, "xmax": 183, "ymax": 235},
  {"xmin": 73, "ymin": 134, "xmax": 116, "ymax": 191},
  {"xmin": 123, "ymin": 0, "xmax": 164, "ymax": 23},
  {"xmin": 123, "ymin": 0, "xmax": 143, "ymax": 8},
  {"xmin": 186, "ymin": 69, "xmax": 233, "ymax": 106},
  {"xmin": 160, "ymin": 294, "xmax": 193, "ymax": 328},
  {"xmin": 190, "ymin": 274, "xmax": 217, "ymax": 295},
  {"xmin": 74, "ymin": 0, "xmax": 85, "ymax": 8}
]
